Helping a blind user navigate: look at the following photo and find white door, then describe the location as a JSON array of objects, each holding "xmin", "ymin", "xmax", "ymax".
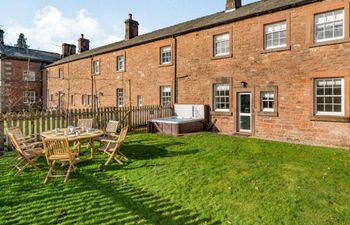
[{"xmin": 238, "ymin": 93, "xmax": 252, "ymax": 133}]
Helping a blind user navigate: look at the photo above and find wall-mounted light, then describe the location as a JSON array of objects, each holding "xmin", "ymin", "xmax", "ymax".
[
  {"xmin": 98, "ymin": 92, "xmax": 104, "ymax": 96},
  {"xmin": 240, "ymin": 81, "xmax": 248, "ymax": 88}
]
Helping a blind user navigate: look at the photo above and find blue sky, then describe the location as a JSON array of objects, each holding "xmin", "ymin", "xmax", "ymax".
[{"xmin": 1, "ymin": 0, "xmax": 258, "ymax": 53}]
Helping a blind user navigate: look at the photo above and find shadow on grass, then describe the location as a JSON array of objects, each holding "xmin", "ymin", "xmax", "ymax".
[
  {"xmin": 0, "ymin": 138, "xmax": 218, "ymax": 224},
  {"xmin": 122, "ymin": 141, "xmax": 198, "ymax": 160},
  {"xmin": 1, "ymin": 162, "xmax": 220, "ymax": 224},
  {"xmin": 78, "ymin": 172, "xmax": 221, "ymax": 225}
]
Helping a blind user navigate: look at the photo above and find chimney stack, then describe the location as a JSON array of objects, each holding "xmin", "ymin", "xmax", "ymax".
[
  {"xmin": 0, "ymin": 29, "xmax": 4, "ymax": 46},
  {"xmin": 226, "ymin": 0, "xmax": 241, "ymax": 12},
  {"xmin": 61, "ymin": 43, "xmax": 76, "ymax": 58},
  {"xmin": 78, "ymin": 34, "xmax": 90, "ymax": 53},
  {"xmin": 125, "ymin": 13, "xmax": 139, "ymax": 40}
]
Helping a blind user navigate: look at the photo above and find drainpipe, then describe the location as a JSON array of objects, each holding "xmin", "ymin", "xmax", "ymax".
[
  {"xmin": 90, "ymin": 57, "xmax": 94, "ymax": 110},
  {"xmin": 172, "ymin": 35, "xmax": 178, "ymax": 105}
]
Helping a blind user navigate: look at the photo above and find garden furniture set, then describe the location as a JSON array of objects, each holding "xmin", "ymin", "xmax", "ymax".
[{"xmin": 6, "ymin": 119, "xmax": 129, "ymax": 183}]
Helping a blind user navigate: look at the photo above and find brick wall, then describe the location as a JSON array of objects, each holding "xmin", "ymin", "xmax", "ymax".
[
  {"xmin": 1, "ymin": 59, "xmax": 43, "ymax": 111},
  {"xmin": 46, "ymin": 0, "xmax": 350, "ymax": 147}
]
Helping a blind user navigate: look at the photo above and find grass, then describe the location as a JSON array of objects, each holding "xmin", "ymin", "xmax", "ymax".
[{"xmin": 1, "ymin": 132, "xmax": 350, "ymax": 225}]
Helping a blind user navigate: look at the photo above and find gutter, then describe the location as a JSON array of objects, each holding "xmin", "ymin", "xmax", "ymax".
[{"xmin": 46, "ymin": 0, "xmax": 322, "ymax": 68}]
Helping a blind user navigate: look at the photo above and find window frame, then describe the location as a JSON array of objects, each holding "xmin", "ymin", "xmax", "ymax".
[
  {"xmin": 160, "ymin": 86, "xmax": 171, "ymax": 107},
  {"xmin": 213, "ymin": 33, "xmax": 230, "ymax": 57},
  {"xmin": 264, "ymin": 20, "xmax": 287, "ymax": 50},
  {"xmin": 314, "ymin": 77, "xmax": 345, "ymax": 116},
  {"xmin": 23, "ymin": 70, "xmax": 36, "ymax": 81},
  {"xmin": 87, "ymin": 95, "xmax": 92, "ymax": 106},
  {"xmin": 70, "ymin": 95, "xmax": 75, "ymax": 105},
  {"xmin": 314, "ymin": 8, "xmax": 345, "ymax": 44},
  {"xmin": 116, "ymin": 88, "xmax": 124, "ymax": 108},
  {"xmin": 116, "ymin": 55, "xmax": 125, "ymax": 72},
  {"xmin": 58, "ymin": 68, "xmax": 64, "ymax": 80},
  {"xmin": 213, "ymin": 83, "xmax": 230, "ymax": 112},
  {"xmin": 23, "ymin": 91, "xmax": 36, "ymax": 104},
  {"xmin": 260, "ymin": 91, "xmax": 275, "ymax": 112},
  {"xmin": 160, "ymin": 46, "xmax": 172, "ymax": 65},
  {"xmin": 137, "ymin": 95, "xmax": 142, "ymax": 107},
  {"xmin": 92, "ymin": 60, "xmax": 100, "ymax": 75}
]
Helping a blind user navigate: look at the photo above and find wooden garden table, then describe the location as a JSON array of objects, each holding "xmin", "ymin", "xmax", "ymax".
[{"xmin": 41, "ymin": 128, "xmax": 104, "ymax": 159}]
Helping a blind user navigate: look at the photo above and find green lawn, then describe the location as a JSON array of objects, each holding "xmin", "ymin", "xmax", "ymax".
[{"xmin": 1, "ymin": 132, "xmax": 350, "ymax": 225}]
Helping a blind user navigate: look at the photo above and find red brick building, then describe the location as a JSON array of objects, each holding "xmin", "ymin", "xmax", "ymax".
[
  {"xmin": 46, "ymin": 0, "xmax": 350, "ymax": 147},
  {"xmin": 0, "ymin": 30, "xmax": 60, "ymax": 112}
]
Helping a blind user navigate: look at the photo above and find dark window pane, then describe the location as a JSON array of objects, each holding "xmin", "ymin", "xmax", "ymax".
[
  {"xmin": 240, "ymin": 116, "xmax": 251, "ymax": 130},
  {"xmin": 325, "ymin": 104, "xmax": 332, "ymax": 112},
  {"xmin": 325, "ymin": 97, "xmax": 333, "ymax": 104},
  {"xmin": 334, "ymin": 105, "xmax": 341, "ymax": 112}
]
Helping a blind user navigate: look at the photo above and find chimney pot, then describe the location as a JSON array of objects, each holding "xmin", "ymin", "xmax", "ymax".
[
  {"xmin": 226, "ymin": 0, "xmax": 241, "ymax": 12},
  {"xmin": 78, "ymin": 34, "xmax": 90, "ymax": 53},
  {"xmin": 125, "ymin": 13, "xmax": 139, "ymax": 40}
]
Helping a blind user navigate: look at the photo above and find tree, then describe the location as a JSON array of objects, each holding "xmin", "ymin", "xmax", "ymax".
[{"xmin": 15, "ymin": 33, "xmax": 29, "ymax": 49}]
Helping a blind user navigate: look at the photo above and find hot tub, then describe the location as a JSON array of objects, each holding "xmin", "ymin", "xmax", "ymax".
[{"xmin": 148, "ymin": 104, "xmax": 207, "ymax": 135}]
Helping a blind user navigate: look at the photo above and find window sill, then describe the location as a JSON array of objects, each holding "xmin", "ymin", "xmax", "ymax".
[
  {"xmin": 210, "ymin": 111, "xmax": 232, "ymax": 116},
  {"xmin": 211, "ymin": 53, "xmax": 233, "ymax": 60},
  {"xmin": 310, "ymin": 115, "xmax": 350, "ymax": 123},
  {"xmin": 261, "ymin": 46, "xmax": 291, "ymax": 54},
  {"xmin": 235, "ymin": 132, "xmax": 252, "ymax": 137},
  {"xmin": 159, "ymin": 63, "xmax": 173, "ymax": 67},
  {"xmin": 116, "ymin": 70, "xmax": 125, "ymax": 73},
  {"xmin": 257, "ymin": 111, "xmax": 278, "ymax": 117},
  {"xmin": 309, "ymin": 38, "xmax": 350, "ymax": 48}
]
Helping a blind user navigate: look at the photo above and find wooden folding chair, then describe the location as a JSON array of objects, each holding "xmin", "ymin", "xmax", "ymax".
[
  {"xmin": 100, "ymin": 126, "xmax": 128, "ymax": 166},
  {"xmin": 77, "ymin": 118, "xmax": 93, "ymax": 129},
  {"xmin": 43, "ymin": 138, "xmax": 80, "ymax": 184},
  {"xmin": 76, "ymin": 118, "xmax": 94, "ymax": 151},
  {"xmin": 7, "ymin": 127, "xmax": 42, "ymax": 149},
  {"xmin": 7, "ymin": 131, "xmax": 43, "ymax": 175},
  {"xmin": 96, "ymin": 120, "xmax": 119, "ymax": 142}
]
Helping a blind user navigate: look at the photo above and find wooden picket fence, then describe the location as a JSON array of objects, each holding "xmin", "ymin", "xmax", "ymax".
[{"xmin": 0, "ymin": 105, "xmax": 173, "ymax": 151}]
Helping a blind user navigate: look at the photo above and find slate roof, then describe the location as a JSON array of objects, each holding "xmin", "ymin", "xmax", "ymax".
[
  {"xmin": 48, "ymin": 0, "xmax": 322, "ymax": 67},
  {"xmin": 0, "ymin": 45, "xmax": 60, "ymax": 63}
]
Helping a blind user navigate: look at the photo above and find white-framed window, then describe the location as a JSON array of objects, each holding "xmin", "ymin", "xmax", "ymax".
[
  {"xmin": 261, "ymin": 92, "xmax": 275, "ymax": 112},
  {"xmin": 315, "ymin": 78, "xmax": 344, "ymax": 116},
  {"xmin": 160, "ymin": 86, "xmax": 171, "ymax": 106},
  {"xmin": 88, "ymin": 95, "xmax": 93, "ymax": 106},
  {"xmin": 214, "ymin": 33, "xmax": 230, "ymax": 56},
  {"xmin": 70, "ymin": 95, "xmax": 75, "ymax": 105},
  {"xmin": 82, "ymin": 95, "xmax": 87, "ymax": 105},
  {"xmin": 264, "ymin": 21, "xmax": 287, "ymax": 49},
  {"xmin": 314, "ymin": 9, "xmax": 344, "ymax": 43},
  {"xmin": 59, "ymin": 68, "xmax": 64, "ymax": 79},
  {"xmin": 137, "ymin": 95, "xmax": 142, "ymax": 107},
  {"xmin": 213, "ymin": 84, "xmax": 230, "ymax": 112},
  {"xmin": 116, "ymin": 55, "xmax": 125, "ymax": 71},
  {"xmin": 93, "ymin": 61, "xmax": 100, "ymax": 75},
  {"xmin": 23, "ymin": 91, "xmax": 36, "ymax": 104},
  {"xmin": 160, "ymin": 46, "xmax": 171, "ymax": 64},
  {"xmin": 116, "ymin": 88, "xmax": 124, "ymax": 107},
  {"xmin": 23, "ymin": 71, "xmax": 36, "ymax": 81}
]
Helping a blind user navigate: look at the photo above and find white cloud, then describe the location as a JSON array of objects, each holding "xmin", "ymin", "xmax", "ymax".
[{"xmin": 5, "ymin": 6, "xmax": 122, "ymax": 53}]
